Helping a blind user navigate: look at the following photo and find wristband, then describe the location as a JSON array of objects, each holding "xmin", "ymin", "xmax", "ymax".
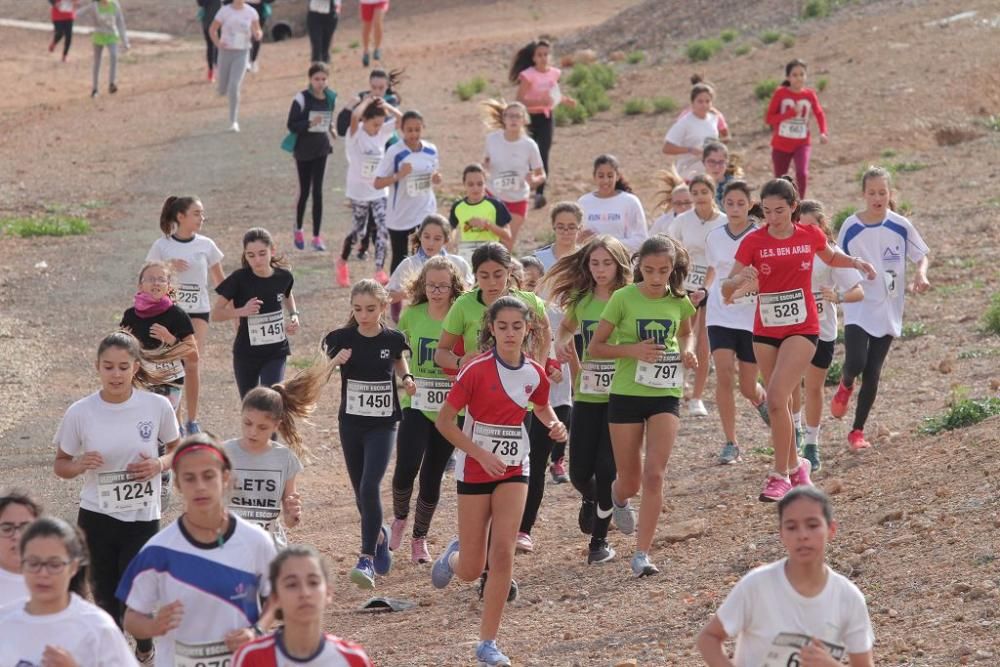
[
  {"xmin": 289, "ymin": 311, "xmax": 300, "ymax": 317},
  {"xmin": 401, "ymin": 373, "xmax": 414, "ymax": 383}
]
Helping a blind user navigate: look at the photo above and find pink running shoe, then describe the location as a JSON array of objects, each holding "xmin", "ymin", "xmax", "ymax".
[
  {"xmin": 389, "ymin": 517, "xmax": 406, "ymax": 552},
  {"xmin": 293, "ymin": 229, "xmax": 305, "ymax": 250},
  {"xmin": 411, "ymin": 537, "xmax": 430, "ymax": 564},
  {"xmin": 848, "ymin": 429, "xmax": 872, "ymax": 451},
  {"xmin": 336, "ymin": 259, "xmax": 351, "ymax": 287},
  {"xmin": 829, "ymin": 381, "xmax": 854, "ymax": 419},
  {"xmin": 759, "ymin": 473, "xmax": 792, "ymax": 503},
  {"xmin": 515, "ymin": 532, "xmax": 533, "ymax": 553},
  {"xmin": 789, "ymin": 457, "xmax": 813, "ymax": 487},
  {"xmin": 374, "ymin": 269, "xmax": 389, "ymax": 286}
]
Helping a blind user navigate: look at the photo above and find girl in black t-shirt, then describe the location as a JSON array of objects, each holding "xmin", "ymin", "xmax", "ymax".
[
  {"xmin": 323, "ymin": 279, "xmax": 415, "ymax": 590},
  {"xmin": 214, "ymin": 228, "xmax": 300, "ymax": 399}
]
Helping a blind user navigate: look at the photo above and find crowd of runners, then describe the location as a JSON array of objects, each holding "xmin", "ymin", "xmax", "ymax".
[{"xmin": 0, "ymin": 3, "xmax": 937, "ymax": 666}]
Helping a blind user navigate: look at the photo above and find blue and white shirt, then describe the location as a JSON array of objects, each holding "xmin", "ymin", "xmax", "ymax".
[{"xmin": 374, "ymin": 140, "xmax": 440, "ymax": 231}]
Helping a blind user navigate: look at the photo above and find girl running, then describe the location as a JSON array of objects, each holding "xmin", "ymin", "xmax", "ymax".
[
  {"xmin": 118, "ymin": 435, "xmax": 277, "ymax": 667},
  {"xmin": 196, "ymin": 0, "xmax": 221, "ymax": 81},
  {"xmin": 306, "ymin": 0, "xmax": 341, "ymax": 64},
  {"xmin": 0, "ymin": 492, "xmax": 41, "ymax": 603},
  {"xmin": 210, "ymin": 0, "xmax": 262, "ymax": 132},
  {"xmin": 77, "ymin": 0, "xmax": 129, "ymax": 98},
  {"xmin": 359, "ymin": 0, "xmax": 389, "ymax": 67},
  {"xmin": 549, "ymin": 235, "xmax": 632, "ymax": 563},
  {"xmin": 223, "ymin": 360, "xmax": 334, "ymax": 548},
  {"xmin": 797, "ymin": 200, "xmax": 864, "ymax": 471},
  {"xmin": 387, "ymin": 214, "xmax": 472, "ymax": 305},
  {"xmin": 324, "ymin": 280, "xmax": 414, "ymax": 589},
  {"xmin": 0, "ymin": 517, "xmax": 136, "ymax": 666},
  {"xmin": 232, "ymin": 545, "xmax": 373, "ymax": 666},
  {"xmin": 831, "ymin": 167, "xmax": 930, "ymax": 449},
  {"xmin": 286, "ymin": 62, "xmax": 338, "ymax": 252},
  {"xmin": 49, "ymin": 0, "xmax": 78, "ymax": 63},
  {"xmin": 481, "ymin": 99, "xmax": 546, "ymax": 246},
  {"xmin": 722, "ymin": 179, "xmax": 875, "ymax": 502},
  {"xmin": 648, "ymin": 167, "xmax": 692, "ymax": 237},
  {"xmin": 449, "ymin": 164, "xmax": 513, "ymax": 262},
  {"xmin": 589, "ymin": 235, "xmax": 698, "ymax": 577},
  {"xmin": 432, "ymin": 296, "xmax": 568, "ymax": 667},
  {"xmin": 390, "ymin": 257, "xmax": 465, "ymax": 563},
  {"xmin": 702, "ymin": 140, "xmax": 742, "ymax": 205},
  {"xmin": 214, "ymin": 228, "xmax": 299, "ymax": 399},
  {"xmin": 340, "ymin": 95, "xmax": 402, "ymax": 287},
  {"xmin": 662, "ymin": 78, "xmax": 723, "ymax": 180},
  {"xmin": 372, "ymin": 110, "xmax": 441, "ymax": 274},
  {"xmin": 53, "ymin": 331, "xmax": 181, "ymax": 662},
  {"xmin": 766, "ymin": 59, "xmax": 829, "ymax": 198},
  {"xmin": 673, "ymin": 174, "xmax": 728, "ymax": 417},
  {"xmin": 577, "ymin": 154, "xmax": 648, "ymax": 253},
  {"xmin": 702, "ymin": 181, "xmax": 768, "ymax": 464},
  {"xmin": 246, "ymin": 1, "xmax": 271, "ymax": 74},
  {"xmin": 697, "ymin": 487, "xmax": 875, "ymax": 667}
]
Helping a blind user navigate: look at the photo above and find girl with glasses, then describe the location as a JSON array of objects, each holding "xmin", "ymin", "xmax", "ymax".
[{"xmin": 0, "ymin": 492, "xmax": 42, "ymax": 604}]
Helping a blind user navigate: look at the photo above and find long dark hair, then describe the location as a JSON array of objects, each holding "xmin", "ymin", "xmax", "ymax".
[
  {"xmin": 241, "ymin": 360, "xmax": 335, "ymax": 458},
  {"xmin": 781, "ymin": 58, "xmax": 807, "ymax": 87},
  {"xmin": 760, "ymin": 178, "xmax": 801, "ymax": 222},
  {"xmin": 20, "ymin": 517, "xmax": 90, "ymax": 598},
  {"xmin": 241, "ymin": 228, "xmax": 289, "ymax": 271},
  {"xmin": 99, "ymin": 331, "xmax": 173, "ymax": 390},
  {"xmin": 633, "ymin": 235, "xmax": 690, "ymax": 297},
  {"xmin": 159, "ymin": 195, "xmax": 199, "ymax": 236},
  {"xmin": 509, "ymin": 38, "xmax": 551, "ymax": 84},
  {"xmin": 593, "ymin": 154, "xmax": 633, "ymax": 193},
  {"xmin": 477, "ymin": 295, "xmax": 533, "ymax": 353}
]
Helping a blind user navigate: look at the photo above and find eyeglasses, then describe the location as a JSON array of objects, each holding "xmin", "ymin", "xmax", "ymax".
[
  {"xmin": 21, "ymin": 558, "xmax": 74, "ymax": 574},
  {"xmin": 554, "ymin": 225, "xmax": 579, "ymax": 233},
  {"xmin": 0, "ymin": 522, "xmax": 30, "ymax": 538},
  {"xmin": 673, "ymin": 200, "xmax": 693, "ymax": 207},
  {"xmin": 141, "ymin": 277, "xmax": 169, "ymax": 284},
  {"xmin": 704, "ymin": 159, "xmax": 727, "ymax": 168},
  {"xmin": 426, "ymin": 283, "xmax": 451, "ymax": 293}
]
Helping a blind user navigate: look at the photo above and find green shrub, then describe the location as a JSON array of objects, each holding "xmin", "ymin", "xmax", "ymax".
[
  {"xmin": 1, "ymin": 215, "xmax": 91, "ymax": 238},
  {"xmin": 825, "ymin": 360, "xmax": 843, "ymax": 386},
  {"xmin": 802, "ymin": 0, "xmax": 830, "ymax": 18},
  {"xmin": 652, "ymin": 96, "xmax": 678, "ymax": 114},
  {"xmin": 832, "ymin": 207, "xmax": 855, "ymax": 233},
  {"xmin": 897, "ymin": 200, "xmax": 913, "ymax": 215},
  {"xmin": 567, "ymin": 63, "xmax": 616, "ymax": 90},
  {"xmin": 624, "ymin": 98, "xmax": 651, "ymax": 115},
  {"xmin": 880, "ymin": 148, "xmax": 897, "ymax": 158},
  {"xmin": 920, "ymin": 397, "xmax": 1000, "ymax": 435},
  {"xmin": 985, "ymin": 115, "xmax": 1000, "ymax": 132},
  {"xmin": 890, "ymin": 161, "xmax": 927, "ymax": 174},
  {"xmin": 781, "ymin": 34, "xmax": 797, "ymax": 49},
  {"xmin": 720, "ymin": 29, "xmax": 738, "ymax": 43},
  {"xmin": 983, "ymin": 292, "xmax": 1000, "ymax": 335},
  {"xmin": 754, "ymin": 78, "xmax": 780, "ymax": 101},
  {"xmin": 734, "ymin": 44, "xmax": 752, "ymax": 56},
  {"xmin": 761, "ymin": 30, "xmax": 782, "ymax": 44},
  {"xmin": 901, "ymin": 322, "xmax": 927, "ymax": 338},
  {"xmin": 816, "ymin": 76, "xmax": 829, "ymax": 92},
  {"xmin": 554, "ymin": 103, "xmax": 588, "ymax": 127},
  {"xmin": 626, "ymin": 50, "xmax": 645, "ymax": 64},
  {"xmin": 576, "ymin": 81, "xmax": 611, "ymax": 116},
  {"xmin": 686, "ymin": 38, "xmax": 723, "ymax": 62},
  {"xmin": 454, "ymin": 76, "xmax": 487, "ymax": 101}
]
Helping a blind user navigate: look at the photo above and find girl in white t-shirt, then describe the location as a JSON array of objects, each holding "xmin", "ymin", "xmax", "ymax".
[
  {"xmin": 0, "ymin": 517, "xmax": 136, "ymax": 667},
  {"xmin": 662, "ymin": 79, "xmax": 725, "ymax": 180},
  {"xmin": 481, "ymin": 100, "xmax": 546, "ymax": 247},
  {"xmin": 387, "ymin": 214, "xmax": 472, "ymax": 305},
  {"xmin": 210, "ymin": 0, "xmax": 262, "ymax": 131},
  {"xmin": 0, "ymin": 492, "xmax": 41, "ymax": 605},
  {"xmin": 577, "ymin": 154, "xmax": 648, "ymax": 253},
  {"xmin": 697, "ymin": 487, "xmax": 875, "ymax": 667}
]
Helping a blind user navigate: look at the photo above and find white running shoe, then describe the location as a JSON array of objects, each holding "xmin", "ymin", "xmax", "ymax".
[
  {"xmin": 688, "ymin": 398, "xmax": 708, "ymax": 416},
  {"xmin": 230, "ymin": 122, "xmax": 240, "ymax": 133}
]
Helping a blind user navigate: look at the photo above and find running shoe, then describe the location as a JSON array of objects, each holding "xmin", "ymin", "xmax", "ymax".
[
  {"xmin": 294, "ymin": 229, "xmax": 305, "ymax": 250},
  {"xmin": 847, "ymin": 429, "xmax": 871, "ymax": 451},
  {"xmin": 532, "ymin": 193, "xmax": 547, "ymax": 210},
  {"xmin": 109, "ymin": 83, "xmax": 118, "ymax": 94},
  {"xmin": 312, "ymin": 236, "xmax": 326, "ymax": 252},
  {"xmin": 207, "ymin": 67, "xmax": 215, "ymax": 82},
  {"xmin": 230, "ymin": 122, "xmax": 240, "ymax": 133},
  {"xmin": 389, "ymin": 517, "xmax": 406, "ymax": 551},
  {"xmin": 250, "ymin": 59, "xmax": 259, "ymax": 74},
  {"xmin": 795, "ymin": 428, "xmax": 804, "ymax": 454},
  {"xmin": 373, "ymin": 525, "xmax": 392, "ymax": 575},
  {"xmin": 135, "ymin": 647, "xmax": 155, "ymax": 666},
  {"xmin": 184, "ymin": 420, "xmax": 201, "ymax": 434},
  {"xmin": 578, "ymin": 499, "xmax": 594, "ymax": 535},
  {"xmin": 759, "ymin": 473, "xmax": 792, "ymax": 503},
  {"xmin": 357, "ymin": 249, "xmax": 368, "ymax": 261},
  {"xmin": 336, "ymin": 258, "xmax": 350, "ymax": 287},
  {"xmin": 587, "ymin": 539, "xmax": 615, "ymax": 564},
  {"xmin": 349, "ymin": 556, "xmax": 375, "ymax": 589},
  {"xmin": 830, "ymin": 381, "xmax": 854, "ymax": 419},
  {"xmin": 431, "ymin": 538, "xmax": 459, "ymax": 588},
  {"xmin": 688, "ymin": 398, "xmax": 708, "ymax": 417},
  {"xmin": 411, "ymin": 537, "xmax": 430, "ymax": 564},
  {"xmin": 476, "ymin": 572, "xmax": 519, "ymax": 602},
  {"xmin": 789, "ymin": 457, "xmax": 813, "ymax": 488},
  {"xmin": 374, "ymin": 269, "xmax": 389, "ymax": 286},
  {"xmin": 362, "ymin": 51, "xmax": 371, "ymax": 67},
  {"xmin": 475, "ymin": 640, "xmax": 511, "ymax": 667},
  {"xmin": 718, "ymin": 441, "xmax": 741, "ymax": 465},
  {"xmin": 802, "ymin": 443, "xmax": 822, "ymax": 473},
  {"xmin": 755, "ymin": 397, "xmax": 770, "ymax": 426},
  {"xmin": 91, "ymin": 89, "xmax": 98, "ymax": 98},
  {"xmin": 549, "ymin": 457, "xmax": 569, "ymax": 484},
  {"xmin": 373, "ymin": 48, "xmax": 382, "ymax": 62},
  {"xmin": 612, "ymin": 497, "xmax": 636, "ymax": 535},
  {"xmin": 630, "ymin": 551, "xmax": 659, "ymax": 578},
  {"xmin": 515, "ymin": 532, "xmax": 533, "ymax": 553}
]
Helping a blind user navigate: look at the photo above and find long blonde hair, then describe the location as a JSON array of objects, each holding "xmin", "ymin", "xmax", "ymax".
[
  {"xmin": 543, "ymin": 235, "xmax": 632, "ymax": 311},
  {"xmin": 241, "ymin": 360, "xmax": 335, "ymax": 458},
  {"xmin": 480, "ymin": 98, "xmax": 528, "ymax": 134}
]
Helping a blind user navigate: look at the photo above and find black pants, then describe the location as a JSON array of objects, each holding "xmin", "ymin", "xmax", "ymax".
[
  {"xmin": 519, "ymin": 404, "xmax": 572, "ymax": 535},
  {"xmin": 233, "ymin": 354, "xmax": 287, "ymax": 399},
  {"xmin": 201, "ymin": 23, "xmax": 217, "ymax": 69},
  {"xmin": 842, "ymin": 324, "xmax": 893, "ymax": 431},
  {"xmin": 339, "ymin": 419, "xmax": 397, "ymax": 555},
  {"xmin": 250, "ymin": 14, "xmax": 267, "ymax": 63},
  {"xmin": 307, "ymin": 10, "xmax": 339, "ymax": 63},
  {"xmin": 528, "ymin": 112, "xmax": 554, "ymax": 196},
  {"xmin": 569, "ymin": 401, "xmax": 616, "ymax": 543},
  {"xmin": 295, "ymin": 155, "xmax": 328, "ymax": 237},
  {"xmin": 392, "ymin": 408, "xmax": 454, "ymax": 538},
  {"xmin": 78, "ymin": 508, "xmax": 158, "ymax": 653},
  {"xmin": 52, "ymin": 19, "xmax": 73, "ymax": 57},
  {"xmin": 389, "ymin": 227, "xmax": 415, "ymax": 273}
]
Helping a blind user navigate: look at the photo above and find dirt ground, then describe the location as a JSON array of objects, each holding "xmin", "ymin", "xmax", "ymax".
[{"xmin": 1, "ymin": 0, "xmax": 999, "ymax": 665}]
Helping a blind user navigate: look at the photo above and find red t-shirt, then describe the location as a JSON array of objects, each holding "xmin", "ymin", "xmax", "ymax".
[
  {"xmin": 233, "ymin": 632, "xmax": 373, "ymax": 667},
  {"xmin": 446, "ymin": 349, "xmax": 550, "ymax": 484},
  {"xmin": 734, "ymin": 223, "xmax": 828, "ymax": 338},
  {"xmin": 50, "ymin": 0, "xmax": 76, "ymax": 21},
  {"xmin": 765, "ymin": 87, "xmax": 828, "ymax": 153}
]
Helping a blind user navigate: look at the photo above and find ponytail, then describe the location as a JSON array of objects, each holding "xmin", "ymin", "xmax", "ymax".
[
  {"xmin": 242, "ymin": 360, "xmax": 335, "ymax": 458},
  {"xmin": 159, "ymin": 196, "xmax": 198, "ymax": 236},
  {"xmin": 100, "ymin": 331, "xmax": 175, "ymax": 390}
]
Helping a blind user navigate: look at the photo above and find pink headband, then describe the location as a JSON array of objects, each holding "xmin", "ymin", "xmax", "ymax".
[{"xmin": 172, "ymin": 444, "xmax": 226, "ymax": 471}]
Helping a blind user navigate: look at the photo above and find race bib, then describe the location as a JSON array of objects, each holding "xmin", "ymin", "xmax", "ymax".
[
  {"xmin": 308, "ymin": 110, "xmax": 332, "ymax": 133},
  {"xmin": 405, "ymin": 173, "xmax": 432, "ymax": 197},
  {"xmin": 761, "ymin": 633, "xmax": 845, "ymax": 667},
  {"xmin": 759, "ymin": 289, "xmax": 807, "ymax": 328},
  {"xmin": 247, "ymin": 311, "xmax": 286, "ymax": 346},
  {"xmin": 175, "ymin": 640, "xmax": 232, "ymax": 667},
  {"xmin": 883, "ymin": 269, "xmax": 898, "ymax": 298},
  {"xmin": 230, "ymin": 506, "xmax": 279, "ymax": 532},
  {"xmin": 411, "ymin": 377, "xmax": 452, "ymax": 412},
  {"xmin": 458, "ymin": 241, "xmax": 485, "ymax": 263},
  {"xmin": 684, "ymin": 263, "xmax": 708, "ymax": 292},
  {"xmin": 635, "ymin": 352, "xmax": 682, "ymax": 389},
  {"xmin": 97, "ymin": 471, "xmax": 154, "ymax": 513},
  {"xmin": 471, "ymin": 422, "xmax": 526, "ymax": 467},
  {"xmin": 778, "ymin": 118, "xmax": 808, "ymax": 139},
  {"xmin": 731, "ymin": 290, "xmax": 758, "ymax": 306},
  {"xmin": 58, "ymin": 0, "xmax": 74, "ymax": 11},
  {"xmin": 813, "ymin": 291, "xmax": 825, "ymax": 315},
  {"xmin": 309, "ymin": 0, "xmax": 331, "ymax": 13},
  {"xmin": 493, "ymin": 171, "xmax": 520, "ymax": 192},
  {"xmin": 142, "ymin": 358, "xmax": 185, "ymax": 383},
  {"xmin": 346, "ymin": 379, "xmax": 393, "ymax": 417},
  {"xmin": 175, "ymin": 283, "xmax": 202, "ymax": 311},
  {"xmin": 579, "ymin": 360, "xmax": 615, "ymax": 395},
  {"xmin": 361, "ymin": 156, "xmax": 381, "ymax": 178}
]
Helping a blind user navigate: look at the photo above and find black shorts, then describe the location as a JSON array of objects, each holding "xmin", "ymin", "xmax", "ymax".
[
  {"xmin": 752, "ymin": 333, "xmax": 819, "ymax": 348},
  {"xmin": 457, "ymin": 475, "xmax": 528, "ymax": 495},
  {"xmin": 707, "ymin": 325, "xmax": 756, "ymax": 364},
  {"xmin": 189, "ymin": 312, "xmax": 210, "ymax": 322},
  {"xmin": 607, "ymin": 394, "xmax": 680, "ymax": 424},
  {"xmin": 810, "ymin": 339, "xmax": 835, "ymax": 369}
]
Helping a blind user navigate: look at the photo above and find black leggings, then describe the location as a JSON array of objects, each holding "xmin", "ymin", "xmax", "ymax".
[
  {"xmin": 295, "ymin": 155, "xmax": 328, "ymax": 237},
  {"xmin": 389, "ymin": 227, "xmax": 415, "ymax": 273},
  {"xmin": 250, "ymin": 13, "xmax": 267, "ymax": 63},
  {"xmin": 233, "ymin": 354, "xmax": 287, "ymax": 399},
  {"xmin": 569, "ymin": 401, "xmax": 616, "ymax": 543},
  {"xmin": 307, "ymin": 10, "xmax": 339, "ymax": 63},
  {"xmin": 392, "ymin": 408, "xmax": 455, "ymax": 538},
  {"xmin": 528, "ymin": 112, "xmax": 554, "ymax": 195},
  {"xmin": 842, "ymin": 324, "xmax": 893, "ymax": 431},
  {"xmin": 78, "ymin": 508, "xmax": 158, "ymax": 653},
  {"xmin": 52, "ymin": 19, "xmax": 73, "ymax": 57},
  {"xmin": 519, "ymin": 405, "xmax": 572, "ymax": 535},
  {"xmin": 339, "ymin": 419, "xmax": 397, "ymax": 555},
  {"xmin": 201, "ymin": 23, "xmax": 217, "ymax": 70}
]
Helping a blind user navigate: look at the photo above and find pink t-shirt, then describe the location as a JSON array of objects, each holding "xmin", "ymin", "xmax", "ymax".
[{"xmin": 518, "ymin": 66, "xmax": 562, "ymax": 116}]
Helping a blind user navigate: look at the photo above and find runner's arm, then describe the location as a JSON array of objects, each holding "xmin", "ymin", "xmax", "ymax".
[{"xmin": 695, "ymin": 615, "xmax": 735, "ymax": 667}]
